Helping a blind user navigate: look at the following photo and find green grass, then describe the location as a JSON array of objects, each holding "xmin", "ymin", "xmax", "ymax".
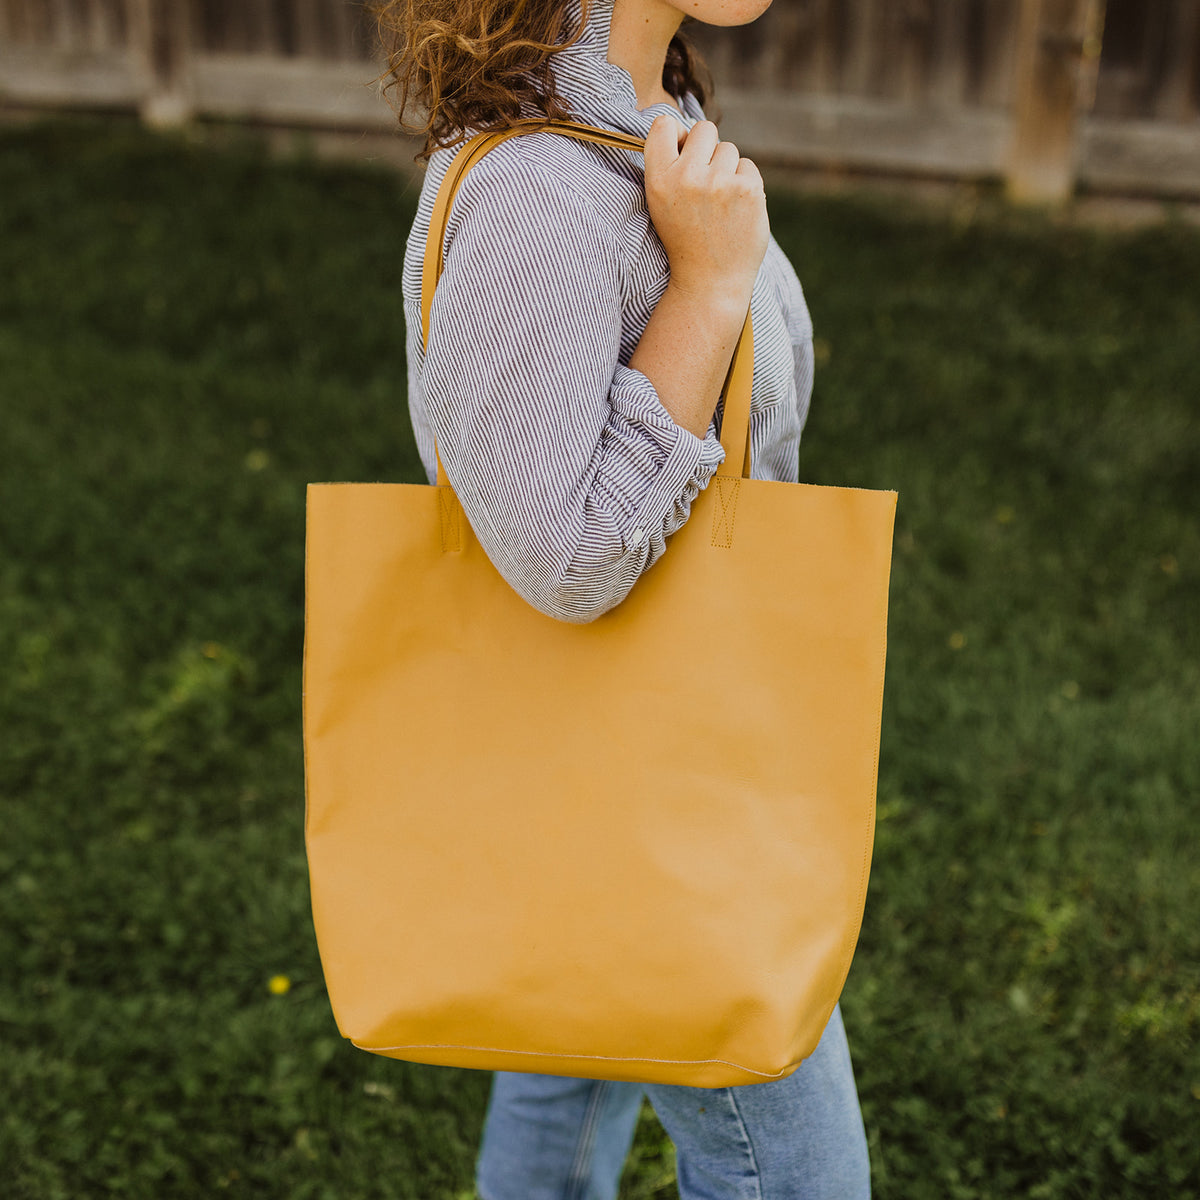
[{"xmin": 1, "ymin": 115, "xmax": 1197, "ymax": 1198}]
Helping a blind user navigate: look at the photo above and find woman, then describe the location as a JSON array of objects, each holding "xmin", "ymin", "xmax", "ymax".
[{"xmin": 379, "ymin": 0, "xmax": 871, "ymax": 1194}]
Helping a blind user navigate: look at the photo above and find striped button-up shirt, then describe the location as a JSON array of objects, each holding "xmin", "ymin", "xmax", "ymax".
[{"xmin": 402, "ymin": 0, "xmax": 814, "ymax": 623}]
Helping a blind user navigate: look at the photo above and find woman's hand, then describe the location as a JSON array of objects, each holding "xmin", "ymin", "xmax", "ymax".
[
  {"xmin": 627, "ymin": 116, "xmax": 768, "ymax": 439},
  {"xmin": 643, "ymin": 115, "xmax": 770, "ymax": 313}
]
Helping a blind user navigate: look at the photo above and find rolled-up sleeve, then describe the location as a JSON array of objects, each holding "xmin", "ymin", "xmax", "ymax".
[{"xmin": 421, "ymin": 152, "xmax": 724, "ymax": 623}]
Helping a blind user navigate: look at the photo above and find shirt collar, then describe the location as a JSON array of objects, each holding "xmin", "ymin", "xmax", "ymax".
[{"xmin": 550, "ymin": 0, "xmax": 702, "ymax": 139}]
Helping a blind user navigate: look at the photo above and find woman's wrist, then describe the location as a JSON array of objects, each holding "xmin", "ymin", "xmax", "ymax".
[{"xmin": 663, "ymin": 276, "xmax": 753, "ymax": 324}]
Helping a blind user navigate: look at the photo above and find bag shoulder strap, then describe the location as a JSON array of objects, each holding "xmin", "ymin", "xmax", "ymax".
[{"xmin": 421, "ymin": 119, "xmax": 753, "ymax": 486}]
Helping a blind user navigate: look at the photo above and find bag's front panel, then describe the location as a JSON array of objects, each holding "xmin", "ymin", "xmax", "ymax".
[{"xmin": 304, "ymin": 478, "xmax": 896, "ymax": 1086}]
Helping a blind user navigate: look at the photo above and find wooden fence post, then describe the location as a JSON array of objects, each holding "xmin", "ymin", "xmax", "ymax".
[
  {"xmin": 1157, "ymin": 0, "xmax": 1200, "ymax": 121},
  {"xmin": 127, "ymin": 0, "xmax": 194, "ymax": 126},
  {"xmin": 1007, "ymin": 0, "xmax": 1106, "ymax": 203}
]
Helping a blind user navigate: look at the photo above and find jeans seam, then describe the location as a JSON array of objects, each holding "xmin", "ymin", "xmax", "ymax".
[
  {"xmin": 725, "ymin": 1088, "xmax": 764, "ymax": 1200},
  {"xmin": 565, "ymin": 1080, "xmax": 611, "ymax": 1200}
]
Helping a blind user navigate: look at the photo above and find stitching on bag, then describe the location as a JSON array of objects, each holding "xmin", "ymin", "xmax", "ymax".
[
  {"xmin": 438, "ymin": 487, "xmax": 461, "ymax": 553},
  {"xmin": 711, "ymin": 477, "xmax": 740, "ymax": 549},
  {"xmin": 351, "ymin": 1040, "xmax": 791, "ymax": 1080}
]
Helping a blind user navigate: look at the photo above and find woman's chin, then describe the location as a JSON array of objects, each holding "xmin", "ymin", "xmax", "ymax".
[{"xmin": 672, "ymin": 0, "xmax": 774, "ymax": 30}]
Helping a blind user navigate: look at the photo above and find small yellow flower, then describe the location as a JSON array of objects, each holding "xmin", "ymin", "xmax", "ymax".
[
  {"xmin": 1061, "ymin": 681, "xmax": 1080, "ymax": 700},
  {"xmin": 948, "ymin": 631, "xmax": 966, "ymax": 651},
  {"xmin": 813, "ymin": 338, "xmax": 832, "ymax": 367},
  {"xmin": 245, "ymin": 448, "xmax": 270, "ymax": 472},
  {"xmin": 268, "ymin": 974, "xmax": 291, "ymax": 996},
  {"xmin": 994, "ymin": 505, "xmax": 1015, "ymax": 525},
  {"xmin": 1160, "ymin": 554, "xmax": 1178, "ymax": 577},
  {"xmin": 202, "ymin": 642, "xmax": 222, "ymax": 659}
]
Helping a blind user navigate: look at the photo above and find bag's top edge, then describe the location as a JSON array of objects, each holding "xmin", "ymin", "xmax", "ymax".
[{"xmin": 306, "ymin": 481, "xmax": 898, "ymax": 497}]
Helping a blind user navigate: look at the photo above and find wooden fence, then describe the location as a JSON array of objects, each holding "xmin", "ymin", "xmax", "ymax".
[{"xmin": 1, "ymin": 0, "xmax": 1198, "ymax": 200}]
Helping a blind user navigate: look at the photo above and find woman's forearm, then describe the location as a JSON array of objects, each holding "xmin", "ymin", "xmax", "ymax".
[{"xmin": 628, "ymin": 281, "xmax": 750, "ymax": 440}]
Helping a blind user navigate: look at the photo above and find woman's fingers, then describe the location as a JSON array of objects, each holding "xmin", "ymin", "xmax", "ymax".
[
  {"xmin": 678, "ymin": 124, "xmax": 749, "ymax": 183},
  {"xmin": 642, "ymin": 117, "xmax": 770, "ymax": 307},
  {"xmin": 709, "ymin": 140, "xmax": 742, "ymax": 175},
  {"xmin": 643, "ymin": 114, "xmax": 682, "ymax": 177},
  {"xmin": 648, "ymin": 118, "xmax": 748, "ymax": 180},
  {"xmin": 734, "ymin": 155, "xmax": 765, "ymax": 194},
  {"xmin": 677, "ymin": 119, "xmax": 720, "ymax": 166}
]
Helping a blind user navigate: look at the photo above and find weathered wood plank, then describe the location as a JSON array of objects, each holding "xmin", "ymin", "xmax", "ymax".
[
  {"xmin": 1008, "ymin": 0, "xmax": 1107, "ymax": 202},
  {"xmin": 293, "ymin": 0, "xmax": 326, "ymax": 58},
  {"xmin": 191, "ymin": 52, "xmax": 390, "ymax": 126},
  {"xmin": 1090, "ymin": 0, "xmax": 1193, "ymax": 118},
  {"xmin": 755, "ymin": 0, "xmax": 802, "ymax": 90},
  {"xmin": 214, "ymin": 0, "xmax": 252, "ymax": 54},
  {"xmin": 21, "ymin": 0, "xmax": 54, "ymax": 44},
  {"xmin": 87, "ymin": 0, "xmax": 122, "ymax": 51},
  {"xmin": 5, "ymin": 0, "xmax": 28, "ymax": 42},
  {"xmin": 717, "ymin": 89, "xmax": 1012, "ymax": 177},
  {"xmin": 245, "ymin": 0, "xmax": 282, "ymax": 56},
  {"xmin": 332, "ymin": 0, "xmax": 368, "ymax": 61},
  {"xmin": 929, "ymin": 0, "xmax": 971, "ymax": 107},
  {"xmin": 891, "ymin": 0, "xmax": 934, "ymax": 104},
  {"xmin": 49, "ymin": 0, "xmax": 74, "ymax": 49},
  {"xmin": 0, "ymin": 45, "xmax": 142, "ymax": 106},
  {"xmin": 791, "ymin": 0, "xmax": 839, "ymax": 95},
  {"xmin": 1156, "ymin": 0, "xmax": 1199, "ymax": 118},
  {"xmin": 1080, "ymin": 113, "xmax": 1200, "ymax": 193},
  {"xmin": 128, "ymin": 0, "xmax": 195, "ymax": 125},
  {"xmin": 689, "ymin": 17, "xmax": 736, "ymax": 89},
  {"xmin": 978, "ymin": 0, "xmax": 1022, "ymax": 106},
  {"xmin": 843, "ymin": 0, "xmax": 886, "ymax": 96}
]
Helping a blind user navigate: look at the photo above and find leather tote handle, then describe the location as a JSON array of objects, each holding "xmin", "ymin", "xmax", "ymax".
[{"xmin": 421, "ymin": 119, "xmax": 754, "ymax": 485}]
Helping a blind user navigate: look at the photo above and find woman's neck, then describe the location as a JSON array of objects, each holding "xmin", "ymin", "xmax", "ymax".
[{"xmin": 607, "ymin": 0, "xmax": 684, "ymax": 111}]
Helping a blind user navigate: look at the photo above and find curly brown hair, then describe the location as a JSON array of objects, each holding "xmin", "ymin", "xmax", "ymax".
[{"xmin": 371, "ymin": 0, "xmax": 713, "ymax": 161}]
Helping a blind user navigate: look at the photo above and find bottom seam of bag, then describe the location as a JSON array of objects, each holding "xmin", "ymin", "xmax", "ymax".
[{"xmin": 350, "ymin": 1041, "xmax": 791, "ymax": 1080}]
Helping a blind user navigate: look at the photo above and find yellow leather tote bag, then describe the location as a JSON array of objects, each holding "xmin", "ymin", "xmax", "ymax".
[{"xmin": 304, "ymin": 121, "xmax": 898, "ymax": 1087}]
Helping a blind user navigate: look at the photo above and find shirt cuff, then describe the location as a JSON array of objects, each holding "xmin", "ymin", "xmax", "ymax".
[{"xmin": 606, "ymin": 365, "xmax": 725, "ymax": 556}]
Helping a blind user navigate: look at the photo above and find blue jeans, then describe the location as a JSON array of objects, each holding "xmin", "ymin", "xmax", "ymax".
[{"xmin": 476, "ymin": 1006, "xmax": 869, "ymax": 1200}]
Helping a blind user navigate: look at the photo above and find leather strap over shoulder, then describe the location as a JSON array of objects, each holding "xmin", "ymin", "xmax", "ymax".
[{"xmin": 421, "ymin": 120, "xmax": 754, "ymax": 487}]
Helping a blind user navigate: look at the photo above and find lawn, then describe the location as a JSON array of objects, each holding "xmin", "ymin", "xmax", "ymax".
[{"xmin": 0, "ymin": 116, "xmax": 1197, "ymax": 1199}]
